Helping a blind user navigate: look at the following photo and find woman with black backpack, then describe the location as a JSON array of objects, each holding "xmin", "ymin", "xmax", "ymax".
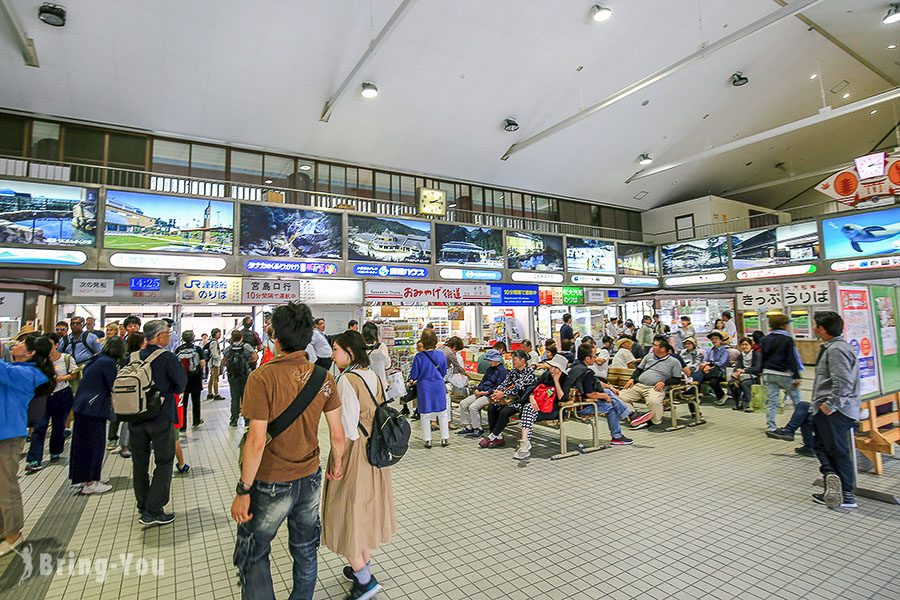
[
  {"xmin": 225, "ymin": 330, "xmax": 258, "ymax": 428},
  {"xmin": 174, "ymin": 331, "xmax": 206, "ymax": 431},
  {"xmin": 323, "ymin": 330, "xmax": 397, "ymax": 600}
]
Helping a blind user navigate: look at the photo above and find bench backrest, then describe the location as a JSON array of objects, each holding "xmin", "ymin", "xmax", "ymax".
[{"xmin": 859, "ymin": 392, "xmax": 899, "ymax": 439}]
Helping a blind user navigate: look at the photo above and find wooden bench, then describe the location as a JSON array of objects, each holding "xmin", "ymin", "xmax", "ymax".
[
  {"xmin": 608, "ymin": 367, "xmax": 704, "ymax": 431},
  {"xmin": 856, "ymin": 392, "xmax": 899, "ymax": 476},
  {"xmin": 532, "ymin": 389, "xmax": 608, "ymax": 460},
  {"xmin": 606, "ymin": 367, "xmax": 633, "ymax": 389}
]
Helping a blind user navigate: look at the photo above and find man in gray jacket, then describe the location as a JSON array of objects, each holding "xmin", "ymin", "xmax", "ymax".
[{"xmin": 809, "ymin": 311, "xmax": 860, "ymax": 510}]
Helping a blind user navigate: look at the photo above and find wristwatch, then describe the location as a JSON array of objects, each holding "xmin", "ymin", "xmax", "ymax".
[{"xmin": 235, "ymin": 480, "xmax": 252, "ymax": 496}]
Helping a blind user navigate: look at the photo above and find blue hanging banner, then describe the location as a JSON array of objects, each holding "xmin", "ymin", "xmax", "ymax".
[{"xmin": 490, "ymin": 284, "xmax": 540, "ymax": 306}]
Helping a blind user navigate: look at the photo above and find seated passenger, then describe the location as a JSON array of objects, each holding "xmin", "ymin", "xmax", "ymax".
[
  {"xmin": 728, "ymin": 336, "xmax": 762, "ymax": 412},
  {"xmin": 680, "ymin": 337, "xmax": 704, "ymax": 382},
  {"xmin": 479, "ymin": 351, "xmax": 537, "ymax": 448},
  {"xmin": 477, "ymin": 341, "xmax": 507, "ymax": 374},
  {"xmin": 700, "ymin": 331, "xmax": 729, "ymax": 405},
  {"xmin": 512, "ymin": 355, "xmax": 569, "ymax": 460},
  {"xmin": 622, "ymin": 339, "xmax": 685, "ymax": 430},
  {"xmin": 522, "ymin": 339, "xmax": 541, "ymax": 366},
  {"xmin": 559, "ymin": 339, "xmax": 575, "ymax": 364},
  {"xmin": 457, "ymin": 349, "xmax": 507, "ymax": 437},
  {"xmin": 610, "ymin": 338, "xmax": 638, "ymax": 369},
  {"xmin": 540, "ymin": 340, "xmax": 557, "ymax": 362},
  {"xmin": 566, "ymin": 343, "xmax": 635, "ymax": 446},
  {"xmin": 585, "ymin": 336, "xmax": 610, "ymax": 381}
]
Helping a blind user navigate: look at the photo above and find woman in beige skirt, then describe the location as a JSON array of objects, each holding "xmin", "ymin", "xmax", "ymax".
[{"xmin": 323, "ymin": 330, "xmax": 397, "ymax": 600}]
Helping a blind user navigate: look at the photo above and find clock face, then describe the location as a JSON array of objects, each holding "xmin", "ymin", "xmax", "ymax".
[{"xmin": 417, "ymin": 188, "xmax": 446, "ymax": 216}]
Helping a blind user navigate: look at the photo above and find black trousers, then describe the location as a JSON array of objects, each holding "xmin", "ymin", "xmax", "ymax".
[
  {"xmin": 129, "ymin": 418, "xmax": 176, "ymax": 516},
  {"xmin": 181, "ymin": 374, "xmax": 203, "ymax": 429},
  {"xmin": 705, "ymin": 376, "xmax": 725, "ymax": 400},
  {"xmin": 813, "ymin": 409, "xmax": 855, "ymax": 493},
  {"xmin": 487, "ymin": 403, "xmax": 523, "ymax": 436},
  {"xmin": 229, "ymin": 375, "xmax": 248, "ymax": 423},
  {"xmin": 69, "ymin": 413, "xmax": 106, "ymax": 484},
  {"xmin": 108, "ymin": 417, "xmax": 121, "ymax": 441},
  {"xmin": 315, "ymin": 357, "xmax": 333, "ymax": 371}
]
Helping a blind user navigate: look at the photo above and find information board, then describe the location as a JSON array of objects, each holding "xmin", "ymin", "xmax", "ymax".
[{"xmin": 838, "ymin": 286, "xmax": 880, "ymax": 397}]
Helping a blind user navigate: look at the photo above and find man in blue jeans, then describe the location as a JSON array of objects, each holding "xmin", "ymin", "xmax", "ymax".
[
  {"xmin": 765, "ymin": 401, "xmax": 815, "ymax": 457},
  {"xmin": 759, "ymin": 314, "xmax": 802, "ymax": 431},
  {"xmin": 231, "ymin": 302, "xmax": 346, "ymax": 600}
]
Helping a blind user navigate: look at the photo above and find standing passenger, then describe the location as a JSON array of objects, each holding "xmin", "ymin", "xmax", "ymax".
[
  {"xmin": 409, "ymin": 329, "xmax": 448, "ymax": 448},
  {"xmin": 760, "ymin": 314, "xmax": 801, "ymax": 432}
]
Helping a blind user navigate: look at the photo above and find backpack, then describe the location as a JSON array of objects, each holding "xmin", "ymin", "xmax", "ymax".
[
  {"xmin": 226, "ymin": 345, "xmax": 251, "ymax": 379},
  {"xmin": 349, "ymin": 371, "xmax": 410, "ymax": 468},
  {"xmin": 176, "ymin": 344, "xmax": 202, "ymax": 376},
  {"xmin": 112, "ymin": 349, "xmax": 165, "ymax": 422},
  {"xmin": 201, "ymin": 341, "xmax": 211, "ymax": 362},
  {"xmin": 242, "ymin": 330, "xmax": 260, "ymax": 349}
]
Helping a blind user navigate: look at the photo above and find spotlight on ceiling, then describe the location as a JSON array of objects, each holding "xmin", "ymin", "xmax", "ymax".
[
  {"xmin": 264, "ymin": 178, "xmax": 274, "ymax": 184},
  {"xmin": 590, "ymin": 4, "xmax": 612, "ymax": 22},
  {"xmin": 731, "ymin": 72, "xmax": 749, "ymax": 87},
  {"xmin": 503, "ymin": 118, "xmax": 520, "ymax": 132},
  {"xmin": 298, "ymin": 164, "xmax": 312, "ymax": 171},
  {"xmin": 38, "ymin": 3, "xmax": 66, "ymax": 26},
  {"xmin": 809, "ymin": 73, "xmax": 818, "ymax": 80},
  {"xmin": 884, "ymin": 3, "xmax": 900, "ymax": 24},
  {"xmin": 638, "ymin": 153, "xmax": 653, "ymax": 166},
  {"xmin": 360, "ymin": 82, "xmax": 378, "ymax": 99}
]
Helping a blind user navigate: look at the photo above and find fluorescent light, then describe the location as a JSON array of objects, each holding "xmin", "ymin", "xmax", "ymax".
[
  {"xmin": 884, "ymin": 4, "xmax": 900, "ymax": 24},
  {"xmin": 842, "ymin": 92, "xmax": 850, "ymax": 99},
  {"xmin": 361, "ymin": 82, "xmax": 378, "ymax": 98},
  {"xmin": 890, "ymin": 44, "xmax": 898, "ymax": 49},
  {"xmin": 871, "ymin": 109, "xmax": 879, "ymax": 115},
  {"xmin": 591, "ymin": 4, "xmax": 612, "ymax": 22},
  {"xmin": 263, "ymin": 178, "xmax": 274, "ymax": 184},
  {"xmin": 809, "ymin": 73, "xmax": 818, "ymax": 80},
  {"xmin": 638, "ymin": 153, "xmax": 653, "ymax": 165},
  {"xmin": 298, "ymin": 164, "xmax": 312, "ymax": 171}
]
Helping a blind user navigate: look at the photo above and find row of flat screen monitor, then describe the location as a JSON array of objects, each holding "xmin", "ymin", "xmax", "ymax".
[{"xmin": 1, "ymin": 179, "xmax": 898, "ymax": 275}]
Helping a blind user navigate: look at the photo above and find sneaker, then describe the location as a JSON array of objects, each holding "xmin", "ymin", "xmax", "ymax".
[
  {"xmin": 629, "ymin": 412, "xmax": 653, "ymax": 427},
  {"xmin": 63, "ymin": 430, "xmax": 72, "ymax": 439},
  {"xmin": 487, "ymin": 437, "xmax": 506, "ymax": 448},
  {"xmin": 176, "ymin": 463, "xmax": 191, "ymax": 474},
  {"xmin": 119, "ymin": 449, "xmax": 131, "ymax": 458},
  {"xmin": 610, "ymin": 436, "xmax": 634, "ymax": 445},
  {"xmin": 840, "ymin": 493, "xmax": 858, "ymax": 509},
  {"xmin": 441, "ymin": 439, "xmax": 449, "ymax": 447},
  {"xmin": 193, "ymin": 420, "xmax": 204, "ymax": 429},
  {"xmin": 766, "ymin": 426, "xmax": 778, "ymax": 432},
  {"xmin": 795, "ymin": 446, "xmax": 815, "ymax": 457},
  {"xmin": 743, "ymin": 408, "xmax": 754, "ymax": 413},
  {"xmin": 823, "ymin": 473, "xmax": 842, "ymax": 509},
  {"xmin": 811, "ymin": 492, "xmax": 826, "ymax": 506},
  {"xmin": 24, "ymin": 461, "xmax": 43, "ymax": 473},
  {"xmin": 347, "ymin": 576, "xmax": 382, "ymax": 600},
  {"xmin": 629, "ymin": 422, "xmax": 649, "ymax": 431},
  {"xmin": 342, "ymin": 566, "xmax": 357, "ymax": 582},
  {"xmin": 49, "ymin": 454, "xmax": 61, "ymax": 462},
  {"xmin": 478, "ymin": 437, "xmax": 491, "ymax": 448},
  {"xmin": 766, "ymin": 429, "xmax": 794, "ymax": 441},
  {"xmin": 424, "ymin": 441, "xmax": 432, "ymax": 449},
  {"xmin": 106, "ymin": 440, "xmax": 118, "ymax": 451},
  {"xmin": 466, "ymin": 428, "xmax": 484, "ymax": 439},
  {"xmin": 139, "ymin": 512, "xmax": 175, "ymax": 527},
  {"xmin": 456, "ymin": 427, "xmax": 474, "ymax": 436},
  {"xmin": 229, "ymin": 420, "xmax": 238, "ymax": 427},
  {"xmin": 513, "ymin": 440, "xmax": 532, "ymax": 460},
  {"xmin": 0, "ymin": 536, "xmax": 24, "ymax": 558},
  {"xmin": 80, "ymin": 481, "xmax": 112, "ymax": 495}
]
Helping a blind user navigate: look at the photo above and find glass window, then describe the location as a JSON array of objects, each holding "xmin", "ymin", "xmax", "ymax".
[
  {"xmin": 151, "ymin": 140, "xmax": 190, "ymax": 176},
  {"xmin": 0, "ymin": 114, "xmax": 27, "ymax": 156},
  {"xmin": 615, "ymin": 209, "xmax": 630, "ymax": 232},
  {"xmin": 230, "ymin": 151, "xmax": 263, "ymax": 184},
  {"xmin": 398, "ymin": 175, "xmax": 415, "ymax": 205},
  {"xmin": 294, "ymin": 160, "xmax": 314, "ymax": 193},
  {"xmin": 330, "ymin": 165, "xmax": 347, "ymax": 196},
  {"xmin": 316, "ymin": 163, "xmax": 330, "ymax": 192},
  {"xmin": 356, "ymin": 169, "xmax": 374, "ymax": 198},
  {"xmin": 374, "ymin": 171, "xmax": 391, "ymax": 200},
  {"xmin": 263, "ymin": 155, "xmax": 294, "ymax": 188},
  {"xmin": 629, "ymin": 211, "xmax": 642, "ymax": 233},
  {"xmin": 30, "ymin": 121, "xmax": 59, "ymax": 160},
  {"xmin": 62, "ymin": 126, "xmax": 104, "ymax": 164},
  {"xmin": 190, "ymin": 144, "xmax": 226, "ymax": 180},
  {"xmin": 509, "ymin": 192, "xmax": 524, "ymax": 217},
  {"xmin": 344, "ymin": 167, "xmax": 359, "ymax": 196},
  {"xmin": 471, "ymin": 187, "xmax": 485, "ymax": 212},
  {"xmin": 107, "ymin": 133, "xmax": 146, "ymax": 169}
]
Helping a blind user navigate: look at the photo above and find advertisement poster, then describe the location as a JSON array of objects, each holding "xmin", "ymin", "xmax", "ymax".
[
  {"xmin": 822, "ymin": 206, "xmax": 900, "ymax": 260},
  {"xmin": 240, "ymin": 204, "xmax": 341, "ymax": 259},
  {"xmin": 660, "ymin": 236, "xmax": 728, "ymax": 275},
  {"xmin": 434, "ymin": 224, "xmax": 503, "ymax": 268},
  {"xmin": 791, "ymin": 312, "xmax": 811, "ymax": 338},
  {"xmin": 742, "ymin": 313, "xmax": 760, "ymax": 334},
  {"xmin": 0, "ymin": 179, "xmax": 97, "ymax": 246},
  {"xmin": 617, "ymin": 243, "xmax": 658, "ymax": 276},
  {"xmin": 837, "ymin": 286, "xmax": 880, "ymax": 397},
  {"xmin": 348, "ymin": 216, "xmax": 431, "ymax": 264},
  {"xmin": 565, "ymin": 238, "xmax": 615, "ymax": 274},
  {"xmin": 105, "ymin": 190, "xmax": 233, "ymax": 254},
  {"xmin": 506, "ymin": 232, "xmax": 564, "ymax": 271},
  {"xmin": 871, "ymin": 285, "xmax": 900, "ymax": 393},
  {"xmin": 730, "ymin": 222, "xmax": 819, "ymax": 269}
]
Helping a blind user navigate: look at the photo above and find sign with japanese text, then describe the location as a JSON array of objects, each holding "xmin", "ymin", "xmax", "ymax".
[
  {"xmin": 178, "ymin": 276, "xmax": 242, "ymax": 304},
  {"xmin": 72, "ymin": 278, "xmax": 114, "ymax": 298},
  {"xmin": 58, "ymin": 271, "xmax": 176, "ymax": 303},
  {"xmin": 783, "ymin": 281, "xmax": 831, "ymax": 306},
  {"xmin": 838, "ymin": 286, "xmax": 880, "ymax": 396},
  {"xmin": 737, "ymin": 284, "xmax": 783, "ymax": 309},
  {"xmin": 586, "ymin": 289, "xmax": 608, "ymax": 304},
  {"xmin": 242, "ymin": 279, "xmax": 301, "ymax": 304},
  {"xmin": 364, "ymin": 282, "xmax": 490, "ymax": 305},
  {"xmin": 489, "ymin": 285, "xmax": 539, "ymax": 306},
  {"xmin": 562, "ymin": 286, "xmax": 584, "ymax": 305},
  {"xmin": 355, "ymin": 264, "xmax": 429, "ymax": 279},
  {"xmin": 538, "ymin": 287, "xmax": 563, "ymax": 305},
  {"xmin": 244, "ymin": 259, "xmax": 338, "ymax": 275}
]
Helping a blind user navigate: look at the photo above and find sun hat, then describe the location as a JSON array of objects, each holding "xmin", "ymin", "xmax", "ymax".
[
  {"xmin": 483, "ymin": 349, "xmax": 503, "ymax": 363},
  {"xmin": 707, "ymin": 331, "xmax": 724, "ymax": 340},
  {"xmin": 615, "ymin": 338, "xmax": 633, "ymax": 349},
  {"xmin": 682, "ymin": 336, "xmax": 698, "ymax": 347},
  {"xmin": 546, "ymin": 354, "xmax": 569, "ymax": 374},
  {"xmin": 13, "ymin": 323, "xmax": 36, "ymax": 341}
]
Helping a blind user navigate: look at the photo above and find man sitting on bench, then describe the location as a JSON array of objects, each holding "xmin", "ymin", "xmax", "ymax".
[
  {"xmin": 568, "ymin": 343, "xmax": 636, "ymax": 446},
  {"xmin": 621, "ymin": 339, "xmax": 685, "ymax": 430},
  {"xmin": 478, "ymin": 350, "xmax": 537, "ymax": 448},
  {"xmin": 457, "ymin": 349, "xmax": 507, "ymax": 438}
]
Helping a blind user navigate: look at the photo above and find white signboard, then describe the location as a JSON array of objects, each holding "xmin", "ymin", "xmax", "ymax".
[
  {"xmin": 838, "ymin": 286, "xmax": 880, "ymax": 397},
  {"xmin": 365, "ymin": 282, "xmax": 490, "ymax": 304},
  {"xmin": 71, "ymin": 278, "xmax": 114, "ymax": 298},
  {"xmin": 178, "ymin": 275, "xmax": 242, "ymax": 304},
  {"xmin": 510, "ymin": 272, "xmax": 565, "ymax": 284},
  {"xmin": 586, "ymin": 289, "xmax": 607, "ymax": 303},
  {"xmin": 737, "ymin": 285, "xmax": 783, "ymax": 310},
  {"xmin": 242, "ymin": 279, "xmax": 301, "ymax": 304},
  {"xmin": 0, "ymin": 292, "xmax": 24, "ymax": 319},
  {"xmin": 783, "ymin": 281, "xmax": 831, "ymax": 306}
]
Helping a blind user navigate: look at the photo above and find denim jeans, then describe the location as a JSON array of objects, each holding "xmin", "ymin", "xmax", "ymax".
[
  {"xmin": 813, "ymin": 410, "xmax": 855, "ymax": 493},
  {"xmin": 782, "ymin": 401, "xmax": 814, "ymax": 449},
  {"xmin": 234, "ymin": 469, "xmax": 322, "ymax": 600},
  {"xmin": 579, "ymin": 390, "xmax": 633, "ymax": 438},
  {"xmin": 765, "ymin": 373, "xmax": 800, "ymax": 430}
]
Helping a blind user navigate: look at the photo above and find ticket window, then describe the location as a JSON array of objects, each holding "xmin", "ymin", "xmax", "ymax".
[{"xmin": 789, "ymin": 309, "xmax": 813, "ymax": 340}]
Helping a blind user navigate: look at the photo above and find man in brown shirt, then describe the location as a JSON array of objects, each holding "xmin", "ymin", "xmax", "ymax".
[{"xmin": 231, "ymin": 302, "xmax": 345, "ymax": 600}]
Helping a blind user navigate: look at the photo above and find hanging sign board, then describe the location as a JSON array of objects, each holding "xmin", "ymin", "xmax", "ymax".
[
  {"xmin": 58, "ymin": 271, "xmax": 176, "ymax": 303},
  {"xmin": 178, "ymin": 275, "xmax": 242, "ymax": 304},
  {"xmin": 242, "ymin": 279, "xmax": 301, "ymax": 304},
  {"xmin": 783, "ymin": 281, "xmax": 831, "ymax": 306},
  {"xmin": 815, "ymin": 154, "xmax": 900, "ymax": 209},
  {"xmin": 737, "ymin": 284, "xmax": 783, "ymax": 310},
  {"xmin": 364, "ymin": 282, "xmax": 489, "ymax": 305},
  {"xmin": 562, "ymin": 286, "xmax": 584, "ymax": 305},
  {"xmin": 837, "ymin": 286, "xmax": 880, "ymax": 396},
  {"xmin": 71, "ymin": 278, "xmax": 114, "ymax": 298}
]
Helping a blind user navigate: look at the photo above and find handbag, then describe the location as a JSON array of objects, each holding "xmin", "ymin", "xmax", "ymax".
[
  {"xmin": 533, "ymin": 384, "xmax": 557, "ymax": 413},
  {"xmin": 238, "ymin": 365, "xmax": 327, "ymax": 468}
]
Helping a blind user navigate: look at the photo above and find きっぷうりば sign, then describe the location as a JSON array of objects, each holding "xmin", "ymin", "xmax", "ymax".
[{"xmin": 737, "ymin": 285, "xmax": 783, "ymax": 310}]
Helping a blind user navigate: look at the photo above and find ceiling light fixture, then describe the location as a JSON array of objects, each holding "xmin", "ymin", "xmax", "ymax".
[
  {"xmin": 842, "ymin": 92, "xmax": 851, "ymax": 99},
  {"xmin": 884, "ymin": 3, "xmax": 900, "ymax": 24},
  {"xmin": 38, "ymin": 3, "xmax": 66, "ymax": 26},
  {"xmin": 360, "ymin": 82, "xmax": 378, "ymax": 99},
  {"xmin": 871, "ymin": 109, "xmax": 879, "ymax": 114},
  {"xmin": 503, "ymin": 118, "xmax": 520, "ymax": 132},
  {"xmin": 731, "ymin": 72, "xmax": 749, "ymax": 87},
  {"xmin": 809, "ymin": 73, "xmax": 818, "ymax": 80},
  {"xmin": 638, "ymin": 153, "xmax": 653, "ymax": 165},
  {"xmin": 264, "ymin": 178, "xmax": 274, "ymax": 184},
  {"xmin": 299, "ymin": 164, "xmax": 312, "ymax": 171},
  {"xmin": 590, "ymin": 4, "xmax": 613, "ymax": 22}
]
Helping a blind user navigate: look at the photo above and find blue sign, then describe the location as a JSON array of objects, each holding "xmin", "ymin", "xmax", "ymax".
[
  {"xmin": 608, "ymin": 290, "xmax": 619, "ymax": 298},
  {"xmin": 490, "ymin": 284, "xmax": 539, "ymax": 306},
  {"xmin": 353, "ymin": 264, "xmax": 429, "ymax": 278},
  {"xmin": 462, "ymin": 269, "xmax": 502, "ymax": 281},
  {"xmin": 245, "ymin": 260, "xmax": 338, "ymax": 275},
  {"xmin": 130, "ymin": 277, "xmax": 161, "ymax": 291}
]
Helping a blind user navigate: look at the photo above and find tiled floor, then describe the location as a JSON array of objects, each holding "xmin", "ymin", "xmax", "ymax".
[{"xmin": 1, "ymin": 381, "xmax": 898, "ymax": 600}]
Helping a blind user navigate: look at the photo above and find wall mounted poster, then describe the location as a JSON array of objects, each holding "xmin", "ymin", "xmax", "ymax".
[
  {"xmin": 617, "ymin": 243, "xmax": 657, "ymax": 275},
  {"xmin": 506, "ymin": 232, "xmax": 564, "ymax": 271},
  {"xmin": 240, "ymin": 204, "xmax": 341, "ymax": 258},
  {"xmin": 661, "ymin": 236, "xmax": 727, "ymax": 275},
  {"xmin": 837, "ymin": 285, "xmax": 880, "ymax": 397},
  {"xmin": 0, "ymin": 179, "xmax": 97, "ymax": 246},
  {"xmin": 105, "ymin": 190, "xmax": 233, "ymax": 254},
  {"xmin": 434, "ymin": 224, "xmax": 503, "ymax": 268},
  {"xmin": 871, "ymin": 285, "xmax": 900, "ymax": 393},
  {"xmin": 730, "ymin": 222, "xmax": 819, "ymax": 269},
  {"xmin": 565, "ymin": 237, "xmax": 615, "ymax": 274},
  {"xmin": 348, "ymin": 215, "xmax": 431, "ymax": 264},
  {"xmin": 822, "ymin": 205, "xmax": 900, "ymax": 260}
]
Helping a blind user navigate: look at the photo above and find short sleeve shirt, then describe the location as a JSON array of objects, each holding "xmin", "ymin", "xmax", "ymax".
[{"xmin": 242, "ymin": 351, "xmax": 341, "ymax": 482}]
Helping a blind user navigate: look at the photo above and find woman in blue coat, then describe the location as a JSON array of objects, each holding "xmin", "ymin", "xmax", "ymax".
[
  {"xmin": 70, "ymin": 336, "xmax": 126, "ymax": 495},
  {"xmin": 0, "ymin": 333, "xmax": 54, "ymax": 557},
  {"xmin": 409, "ymin": 329, "xmax": 448, "ymax": 448}
]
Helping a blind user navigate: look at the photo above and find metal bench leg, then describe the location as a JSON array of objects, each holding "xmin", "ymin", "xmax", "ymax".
[
  {"xmin": 666, "ymin": 391, "xmax": 685, "ymax": 432},
  {"xmin": 688, "ymin": 387, "xmax": 706, "ymax": 427},
  {"xmin": 581, "ymin": 410, "xmax": 607, "ymax": 454},
  {"xmin": 550, "ymin": 419, "xmax": 580, "ymax": 460}
]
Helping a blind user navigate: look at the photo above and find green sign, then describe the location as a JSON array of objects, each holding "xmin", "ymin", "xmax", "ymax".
[
  {"xmin": 562, "ymin": 286, "xmax": 584, "ymax": 305},
  {"xmin": 871, "ymin": 285, "xmax": 900, "ymax": 393},
  {"xmin": 791, "ymin": 313, "xmax": 810, "ymax": 338},
  {"xmin": 743, "ymin": 313, "xmax": 760, "ymax": 332}
]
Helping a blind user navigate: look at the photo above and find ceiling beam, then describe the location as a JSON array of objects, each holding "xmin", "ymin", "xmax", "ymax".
[
  {"xmin": 499, "ymin": 0, "xmax": 824, "ymax": 161},
  {"xmin": 625, "ymin": 87, "xmax": 900, "ymax": 183},
  {"xmin": 0, "ymin": 0, "xmax": 38, "ymax": 67},
  {"xmin": 319, "ymin": 0, "xmax": 416, "ymax": 123}
]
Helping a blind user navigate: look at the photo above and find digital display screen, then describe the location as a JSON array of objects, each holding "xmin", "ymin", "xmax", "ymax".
[
  {"xmin": 661, "ymin": 236, "xmax": 728, "ymax": 275},
  {"xmin": 347, "ymin": 216, "xmax": 431, "ymax": 264},
  {"xmin": 240, "ymin": 204, "xmax": 341, "ymax": 259},
  {"xmin": 565, "ymin": 237, "xmax": 615, "ymax": 274},
  {"xmin": 822, "ymin": 205, "xmax": 900, "ymax": 260},
  {"xmin": 507, "ymin": 232, "xmax": 564, "ymax": 271},
  {"xmin": 435, "ymin": 224, "xmax": 503, "ymax": 268},
  {"xmin": 0, "ymin": 179, "xmax": 98, "ymax": 247},
  {"xmin": 129, "ymin": 277, "xmax": 161, "ymax": 291},
  {"xmin": 730, "ymin": 222, "xmax": 819, "ymax": 270}
]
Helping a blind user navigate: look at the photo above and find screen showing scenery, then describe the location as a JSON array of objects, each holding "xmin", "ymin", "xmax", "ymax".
[
  {"xmin": 105, "ymin": 190, "xmax": 233, "ymax": 254},
  {"xmin": 661, "ymin": 236, "xmax": 728, "ymax": 275},
  {"xmin": 617, "ymin": 243, "xmax": 657, "ymax": 276},
  {"xmin": 822, "ymin": 206, "xmax": 900, "ymax": 260},
  {"xmin": 731, "ymin": 222, "xmax": 820, "ymax": 269},
  {"xmin": 240, "ymin": 204, "xmax": 342, "ymax": 258},
  {"xmin": 507, "ymin": 231, "xmax": 564, "ymax": 271},
  {"xmin": 434, "ymin": 224, "xmax": 503, "ymax": 268},
  {"xmin": 347, "ymin": 215, "xmax": 431, "ymax": 264},
  {"xmin": 0, "ymin": 179, "xmax": 97, "ymax": 246},
  {"xmin": 566, "ymin": 237, "xmax": 615, "ymax": 273}
]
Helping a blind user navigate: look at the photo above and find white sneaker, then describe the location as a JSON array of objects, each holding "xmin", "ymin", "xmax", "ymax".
[
  {"xmin": 513, "ymin": 440, "xmax": 532, "ymax": 460},
  {"xmin": 80, "ymin": 482, "xmax": 112, "ymax": 495},
  {"xmin": 0, "ymin": 536, "xmax": 24, "ymax": 557},
  {"xmin": 99, "ymin": 476, "xmax": 110, "ymax": 484}
]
